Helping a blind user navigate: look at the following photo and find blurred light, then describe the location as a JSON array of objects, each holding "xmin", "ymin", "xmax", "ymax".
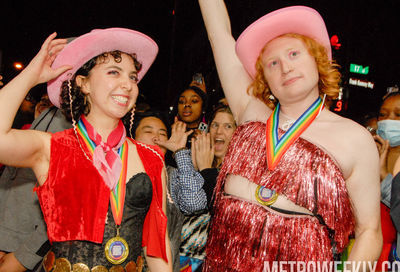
[
  {"xmin": 330, "ymin": 35, "xmax": 341, "ymax": 50},
  {"xmin": 14, "ymin": 62, "xmax": 23, "ymax": 70}
]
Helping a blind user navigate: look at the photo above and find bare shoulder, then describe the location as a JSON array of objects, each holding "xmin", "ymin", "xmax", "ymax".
[
  {"xmin": 323, "ymin": 110, "xmax": 374, "ymax": 146},
  {"xmin": 306, "ymin": 110, "xmax": 378, "ymax": 179}
]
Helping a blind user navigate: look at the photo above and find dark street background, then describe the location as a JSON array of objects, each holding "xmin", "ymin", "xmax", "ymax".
[{"xmin": 1, "ymin": 0, "xmax": 399, "ymax": 122}]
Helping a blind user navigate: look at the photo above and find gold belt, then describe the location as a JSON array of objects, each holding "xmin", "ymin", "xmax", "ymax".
[{"xmin": 43, "ymin": 251, "xmax": 144, "ymax": 272}]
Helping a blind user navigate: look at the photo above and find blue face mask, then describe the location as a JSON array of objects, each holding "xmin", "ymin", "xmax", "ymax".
[{"xmin": 377, "ymin": 119, "xmax": 400, "ymax": 147}]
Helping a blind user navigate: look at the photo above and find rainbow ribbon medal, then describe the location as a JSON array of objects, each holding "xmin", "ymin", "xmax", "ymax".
[
  {"xmin": 77, "ymin": 119, "xmax": 130, "ymax": 264},
  {"xmin": 265, "ymin": 97, "xmax": 324, "ymax": 170}
]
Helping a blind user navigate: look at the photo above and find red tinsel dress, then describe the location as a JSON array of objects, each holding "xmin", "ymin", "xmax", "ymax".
[{"xmin": 203, "ymin": 121, "xmax": 355, "ymax": 271}]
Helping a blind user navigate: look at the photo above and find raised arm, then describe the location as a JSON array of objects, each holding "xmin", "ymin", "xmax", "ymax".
[
  {"xmin": 198, "ymin": 0, "xmax": 252, "ymax": 121},
  {"xmin": 0, "ymin": 33, "xmax": 70, "ymax": 172}
]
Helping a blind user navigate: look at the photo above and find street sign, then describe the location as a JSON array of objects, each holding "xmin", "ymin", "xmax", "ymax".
[
  {"xmin": 350, "ymin": 63, "xmax": 369, "ymax": 75},
  {"xmin": 349, "ymin": 78, "xmax": 374, "ymax": 89}
]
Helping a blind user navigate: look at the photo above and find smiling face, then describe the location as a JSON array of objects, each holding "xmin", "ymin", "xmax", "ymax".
[
  {"xmin": 261, "ymin": 36, "xmax": 320, "ymax": 105},
  {"xmin": 77, "ymin": 53, "xmax": 139, "ymax": 121},
  {"xmin": 134, "ymin": 116, "xmax": 169, "ymax": 154},
  {"xmin": 209, "ymin": 111, "xmax": 236, "ymax": 161},
  {"xmin": 177, "ymin": 89, "xmax": 203, "ymax": 128}
]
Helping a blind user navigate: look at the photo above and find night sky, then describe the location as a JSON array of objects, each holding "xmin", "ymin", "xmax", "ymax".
[{"xmin": 1, "ymin": 0, "xmax": 399, "ymax": 122}]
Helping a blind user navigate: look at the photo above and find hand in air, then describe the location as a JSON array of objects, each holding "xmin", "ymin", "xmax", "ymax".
[
  {"xmin": 192, "ymin": 131, "xmax": 214, "ymax": 171},
  {"xmin": 24, "ymin": 32, "xmax": 72, "ymax": 85},
  {"xmin": 155, "ymin": 117, "xmax": 192, "ymax": 153}
]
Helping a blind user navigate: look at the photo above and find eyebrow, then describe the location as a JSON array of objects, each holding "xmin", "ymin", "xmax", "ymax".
[
  {"xmin": 142, "ymin": 125, "xmax": 167, "ymax": 132},
  {"xmin": 179, "ymin": 94, "xmax": 201, "ymax": 99},
  {"xmin": 212, "ymin": 121, "xmax": 235, "ymax": 125},
  {"xmin": 105, "ymin": 65, "xmax": 137, "ymax": 75}
]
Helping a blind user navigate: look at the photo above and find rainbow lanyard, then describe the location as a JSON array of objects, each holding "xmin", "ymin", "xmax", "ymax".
[
  {"xmin": 265, "ymin": 97, "xmax": 323, "ymax": 170},
  {"xmin": 77, "ymin": 119, "xmax": 129, "ymax": 226}
]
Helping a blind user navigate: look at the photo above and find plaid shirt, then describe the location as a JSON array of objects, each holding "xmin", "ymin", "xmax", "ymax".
[{"xmin": 169, "ymin": 149, "xmax": 207, "ymax": 214}]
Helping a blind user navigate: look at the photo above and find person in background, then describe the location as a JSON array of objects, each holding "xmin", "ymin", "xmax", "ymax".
[
  {"xmin": 171, "ymin": 73, "xmax": 208, "ymax": 148},
  {"xmin": 199, "ymin": 0, "xmax": 381, "ymax": 270},
  {"xmin": 173, "ymin": 103, "xmax": 237, "ymax": 272},
  {"xmin": 21, "ymin": 92, "xmax": 53, "ymax": 130},
  {"xmin": 389, "ymin": 117, "xmax": 400, "ymax": 264},
  {"xmin": 0, "ymin": 106, "xmax": 71, "ymax": 272},
  {"xmin": 374, "ymin": 91, "xmax": 400, "ymax": 268},
  {"xmin": 190, "ymin": 104, "xmax": 237, "ymax": 209},
  {"xmin": 362, "ymin": 112, "xmax": 378, "ymax": 136},
  {"xmin": 376, "ymin": 92, "xmax": 400, "ymax": 182},
  {"xmin": 34, "ymin": 94, "xmax": 52, "ymax": 119},
  {"xmin": 130, "ymin": 111, "xmax": 182, "ymax": 272},
  {"xmin": 12, "ymin": 91, "xmax": 37, "ymax": 129}
]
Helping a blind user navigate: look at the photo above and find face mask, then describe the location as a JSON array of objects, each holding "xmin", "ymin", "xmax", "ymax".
[{"xmin": 377, "ymin": 119, "xmax": 400, "ymax": 147}]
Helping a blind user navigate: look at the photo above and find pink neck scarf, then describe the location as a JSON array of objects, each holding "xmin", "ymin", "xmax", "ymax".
[{"xmin": 81, "ymin": 116, "xmax": 126, "ymax": 190}]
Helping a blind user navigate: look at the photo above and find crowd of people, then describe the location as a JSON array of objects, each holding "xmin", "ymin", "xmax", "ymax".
[{"xmin": 0, "ymin": 1, "xmax": 398, "ymax": 271}]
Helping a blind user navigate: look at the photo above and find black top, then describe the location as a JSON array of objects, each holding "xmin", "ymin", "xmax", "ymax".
[
  {"xmin": 199, "ymin": 168, "xmax": 218, "ymax": 210},
  {"xmin": 52, "ymin": 172, "xmax": 152, "ymax": 268}
]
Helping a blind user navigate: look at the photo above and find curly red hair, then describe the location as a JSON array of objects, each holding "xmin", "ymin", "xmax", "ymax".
[{"xmin": 248, "ymin": 33, "xmax": 341, "ymax": 108}]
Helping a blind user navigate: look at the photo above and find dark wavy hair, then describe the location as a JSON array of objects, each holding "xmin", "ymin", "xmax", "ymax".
[
  {"xmin": 127, "ymin": 110, "xmax": 171, "ymax": 139},
  {"xmin": 60, "ymin": 51, "xmax": 142, "ymax": 121},
  {"xmin": 248, "ymin": 33, "xmax": 341, "ymax": 108}
]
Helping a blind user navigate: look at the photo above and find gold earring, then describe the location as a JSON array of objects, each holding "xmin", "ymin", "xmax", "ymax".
[{"xmin": 269, "ymin": 94, "xmax": 275, "ymax": 101}]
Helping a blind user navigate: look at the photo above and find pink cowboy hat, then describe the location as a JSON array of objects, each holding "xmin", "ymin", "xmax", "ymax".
[
  {"xmin": 47, "ymin": 28, "xmax": 158, "ymax": 108},
  {"xmin": 235, "ymin": 6, "xmax": 331, "ymax": 79}
]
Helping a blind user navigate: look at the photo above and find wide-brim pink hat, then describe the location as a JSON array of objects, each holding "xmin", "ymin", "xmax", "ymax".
[
  {"xmin": 235, "ymin": 6, "xmax": 331, "ymax": 79},
  {"xmin": 47, "ymin": 27, "xmax": 158, "ymax": 108}
]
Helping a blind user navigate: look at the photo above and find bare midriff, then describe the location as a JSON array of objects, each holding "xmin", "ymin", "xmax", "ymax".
[{"xmin": 224, "ymin": 174, "xmax": 313, "ymax": 216}]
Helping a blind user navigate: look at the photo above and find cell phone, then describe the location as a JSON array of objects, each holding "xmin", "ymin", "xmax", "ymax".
[{"xmin": 198, "ymin": 122, "xmax": 208, "ymax": 132}]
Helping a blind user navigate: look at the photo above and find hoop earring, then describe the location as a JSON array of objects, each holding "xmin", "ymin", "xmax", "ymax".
[
  {"xmin": 83, "ymin": 94, "xmax": 87, "ymax": 107},
  {"xmin": 129, "ymin": 108, "xmax": 135, "ymax": 139}
]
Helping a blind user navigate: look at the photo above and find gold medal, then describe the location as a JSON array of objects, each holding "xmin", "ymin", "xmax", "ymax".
[
  {"xmin": 255, "ymin": 185, "xmax": 278, "ymax": 206},
  {"xmin": 105, "ymin": 226, "xmax": 129, "ymax": 265}
]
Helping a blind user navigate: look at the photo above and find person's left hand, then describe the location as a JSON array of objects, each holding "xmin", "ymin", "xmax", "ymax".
[
  {"xmin": 192, "ymin": 132, "xmax": 214, "ymax": 171},
  {"xmin": 0, "ymin": 253, "xmax": 26, "ymax": 272}
]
